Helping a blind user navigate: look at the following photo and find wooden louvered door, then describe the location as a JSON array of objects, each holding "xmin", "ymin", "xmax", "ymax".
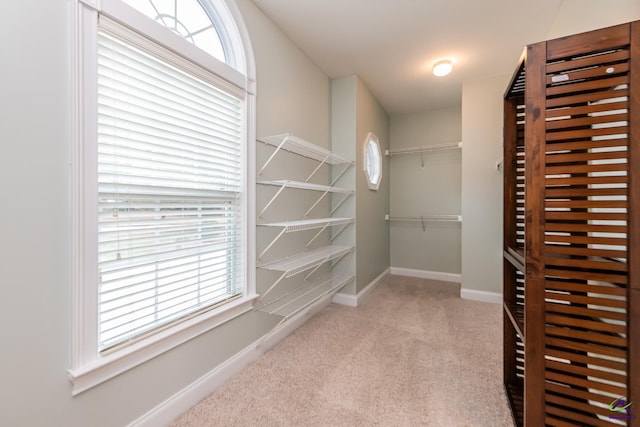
[{"xmin": 505, "ymin": 21, "xmax": 638, "ymax": 427}]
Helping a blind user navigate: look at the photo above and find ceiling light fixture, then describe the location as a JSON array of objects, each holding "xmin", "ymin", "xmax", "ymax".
[{"xmin": 433, "ymin": 59, "xmax": 453, "ymax": 77}]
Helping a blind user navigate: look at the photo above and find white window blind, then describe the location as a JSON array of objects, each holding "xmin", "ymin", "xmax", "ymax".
[{"xmin": 96, "ymin": 29, "xmax": 245, "ymax": 351}]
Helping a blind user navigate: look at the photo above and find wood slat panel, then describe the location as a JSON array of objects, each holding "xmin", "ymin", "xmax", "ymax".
[
  {"xmin": 546, "ymin": 112, "xmax": 628, "ymax": 131},
  {"xmin": 546, "ymin": 325, "xmax": 628, "ymax": 348},
  {"xmin": 546, "ymin": 392, "xmax": 624, "ymax": 418},
  {"xmin": 545, "ymin": 200, "xmax": 628, "ymax": 210},
  {"xmin": 546, "ymin": 74, "xmax": 628, "ymax": 97},
  {"xmin": 546, "ymin": 336, "xmax": 627, "ymax": 359},
  {"xmin": 546, "ymin": 349, "xmax": 627, "ymax": 373},
  {"xmin": 546, "ymin": 100, "xmax": 628, "ymax": 119},
  {"xmin": 546, "ymin": 188, "xmax": 628, "ymax": 199},
  {"xmin": 547, "ymin": 62, "xmax": 630, "ymax": 86},
  {"xmin": 545, "ymin": 257, "xmax": 627, "ymax": 272},
  {"xmin": 523, "ymin": 42, "xmax": 548, "ymax": 425},
  {"xmin": 545, "ymin": 292, "xmax": 627, "ymax": 310},
  {"xmin": 545, "ymin": 278, "xmax": 628, "ymax": 296},
  {"xmin": 545, "ymin": 125, "xmax": 629, "ymax": 142},
  {"xmin": 547, "ymin": 49, "xmax": 629, "ymax": 73},
  {"xmin": 546, "ymin": 303, "xmax": 627, "ymax": 323},
  {"xmin": 629, "ymin": 22, "xmax": 640, "ymax": 427},
  {"xmin": 545, "ymin": 362, "xmax": 627, "ymax": 388},
  {"xmin": 546, "ymin": 314, "xmax": 627, "ymax": 336},
  {"xmin": 546, "ymin": 162, "xmax": 628, "ymax": 175},
  {"xmin": 546, "ymin": 148, "xmax": 629, "ymax": 164},
  {"xmin": 547, "ymin": 87, "xmax": 629, "ymax": 110},
  {"xmin": 546, "ymin": 22, "xmax": 630, "ymax": 61},
  {"xmin": 545, "ymin": 243, "xmax": 627, "ymax": 259},
  {"xmin": 546, "ymin": 175, "xmax": 628, "ymax": 187},
  {"xmin": 544, "ymin": 416, "xmax": 576, "ymax": 427},
  {"xmin": 545, "ymin": 222, "xmax": 627, "ymax": 234},
  {"xmin": 545, "ymin": 405, "xmax": 618, "ymax": 427},
  {"xmin": 546, "ymin": 138, "xmax": 629, "ymax": 154},
  {"xmin": 545, "ymin": 369, "xmax": 627, "ymax": 396},
  {"xmin": 543, "ymin": 234, "xmax": 627, "ymax": 247}
]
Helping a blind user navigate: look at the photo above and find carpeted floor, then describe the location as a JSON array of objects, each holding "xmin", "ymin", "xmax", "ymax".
[{"xmin": 170, "ymin": 274, "xmax": 515, "ymax": 426}]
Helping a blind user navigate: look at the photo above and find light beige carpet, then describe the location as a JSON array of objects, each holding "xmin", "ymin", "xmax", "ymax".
[{"xmin": 170, "ymin": 275, "xmax": 515, "ymax": 426}]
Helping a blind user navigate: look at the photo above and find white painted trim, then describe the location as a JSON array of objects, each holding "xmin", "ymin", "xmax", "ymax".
[
  {"xmin": 69, "ymin": 296, "xmax": 257, "ymax": 395},
  {"xmin": 332, "ymin": 267, "xmax": 390, "ymax": 307},
  {"xmin": 390, "ymin": 267, "xmax": 461, "ymax": 283},
  {"xmin": 461, "ymin": 288, "xmax": 503, "ymax": 304},
  {"xmin": 128, "ymin": 297, "xmax": 330, "ymax": 427},
  {"xmin": 127, "ymin": 335, "xmax": 261, "ymax": 427}
]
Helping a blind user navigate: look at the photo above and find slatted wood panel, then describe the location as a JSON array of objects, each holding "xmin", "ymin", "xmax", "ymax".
[
  {"xmin": 504, "ymin": 56, "xmax": 527, "ymax": 427},
  {"xmin": 542, "ymin": 24, "xmax": 632, "ymax": 426}
]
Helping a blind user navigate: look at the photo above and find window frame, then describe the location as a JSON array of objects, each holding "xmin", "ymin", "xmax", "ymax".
[
  {"xmin": 69, "ymin": 0, "xmax": 256, "ymax": 395},
  {"xmin": 363, "ymin": 132, "xmax": 382, "ymax": 190}
]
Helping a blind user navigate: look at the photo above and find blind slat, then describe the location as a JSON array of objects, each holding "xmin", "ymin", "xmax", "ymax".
[{"xmin": 96, "ymin": 28, "xmax": 245, "ymax": 351}]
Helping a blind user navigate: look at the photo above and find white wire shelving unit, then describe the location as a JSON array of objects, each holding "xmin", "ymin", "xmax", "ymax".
[
  {"xmin": 255, "ymin": 271, "xmax": 354, "ymax": 344},
  {"xmin": 258, "ymin": 245, "xmax": 353, "ymax": 302},
  {"xmin": 257, "ymin": 217, "xmax": 353, "ymax": 260},
  {"xmin": 258, "ymin": 133, "xmax": 354, "ymax": 183},
  {"xmin": 257, "ymin": 180, "xmax": 353, "ymax": 218},
  {"xmin": 256, "ymin": 133, "xmax": 355, "ymax": 328}
]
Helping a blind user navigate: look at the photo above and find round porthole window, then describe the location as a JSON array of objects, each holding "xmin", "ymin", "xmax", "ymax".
[{"xmin": 364, "ymin": 132, "xmax": 382, "ymax": 190}]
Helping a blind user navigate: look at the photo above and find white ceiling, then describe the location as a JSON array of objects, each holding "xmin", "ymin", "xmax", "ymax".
[{"xmin": 250, "ymin": 0, "xmax": 564, "ymax": 115}]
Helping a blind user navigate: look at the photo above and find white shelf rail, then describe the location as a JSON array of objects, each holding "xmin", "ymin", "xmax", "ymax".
[
  {"xmin": 258, "ymin": 245, "xmax": 353, "ymax": 302},
  {"xmin": 257, "ymin": 217, "xmax": 354, "ymax": 259},
  {"xmin": 257, "ymin": 180, "xmax": 354, "ymax": 218},
  {"xmin": 258, "ymin": 134, "xmax": 354, "ymax": 184},
  {"xmin": 385, "ymin": 142, "xmax": 462, "ymax": 167},
  {"xmin": 256, "ymin": 272, "xmax": 354, "ymax": 316},
  {"xmin": 385, "ymin": 214, "xmax": 462, "ymax": 232}
]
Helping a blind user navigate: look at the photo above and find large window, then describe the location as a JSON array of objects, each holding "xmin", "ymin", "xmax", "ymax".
[{"xmin": 69, "ymin": 0, "xmax": 256, "ymax": 394}]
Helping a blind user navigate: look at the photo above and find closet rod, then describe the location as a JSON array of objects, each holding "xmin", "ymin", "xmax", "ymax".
[
  {"xmin": 385, "ymin": 141, "xmax": 462, "ymax": 156},
  {"xmin": 385, "ymin": 214, "xmax": 462, "ymax": 232},
  {"xmin": 385, "ymin": 214, "xmax": 462, "ymax": 221}
]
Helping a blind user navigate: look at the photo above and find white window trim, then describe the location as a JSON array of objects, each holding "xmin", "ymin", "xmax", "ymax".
[
  {"xmin": 69, "ymin": 0, "xmax": 256, "ymax": 395},
  {"xmin": 363, "ymin": 132, "xmax": 382, "ymax": 190}
]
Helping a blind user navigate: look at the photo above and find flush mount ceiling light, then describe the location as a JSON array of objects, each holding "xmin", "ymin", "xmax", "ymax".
[{"xmin": 433, "ymin": 59, "xmax": 453, "ymax": 77}]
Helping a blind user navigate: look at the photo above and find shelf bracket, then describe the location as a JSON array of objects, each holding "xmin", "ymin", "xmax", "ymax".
[
  {"xmin": 257, "ymin": 135, "xmax": 289, "ymax": 176},
  {"xmin": 258, "ymin": 183, "xmax": 288, "ymax": 218},
  {"xmin": 330, "ymin": 162, "xmax": 353, "ymax": 186},
  {"xmin": 257, "ymin": 271, "xmax": 287, "ymax": 303},
  {"xmin": 304, "ymin": 191, "xmax": 329, "ymax": 217},
  {"xmin": 330, "ymin": 223, "xmax": 350, "ymax": 242},
  {"xmin": 305, "ymin": 224, "xmax": 329, "ymax": 249},
  {"xmin": 305, "ymin": 153, "xmax": 331, "ymax": 183},
  {"xmin": 330, "ymin": 193, "xmax": 352, "ymax": 216},
  {"xmin": 258, "ymin": 228, "xmax": 287, "ymax": 260},
  {"xmin": 329, "ymin": 251, "xmax": 349, "ymax": 269}
]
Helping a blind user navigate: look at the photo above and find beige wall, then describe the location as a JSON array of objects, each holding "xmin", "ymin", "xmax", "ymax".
[
  {"xmin": 389, "ymin": 106, "xmax": 462, "ymax": 274},
  {"xmin": 546, "ymin": 0, "xmax": 640, "ymax": 39},
  {"xmin": 354, "ymin": 77, "xmax": 391, "ymax": 292},
  {"xmin": 0, "ymin": 0, "xmax": 335, "ymax": 425},
  {"xmin": 331, "ymin": 75, "xmax": 391, "ymax": 294},
  {"xmin": 461, "ymin": 75, "xmax": 510, "ymax": 295}
]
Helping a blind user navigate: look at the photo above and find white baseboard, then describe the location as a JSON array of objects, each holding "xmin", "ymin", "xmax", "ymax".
[
  {"xmin": 390, "ymin": 267, "xmax": 461, "ymax": 283},
  {"xmin": 332, "ymin": 267, "xmax": 390, "ymax": 307},
  {"xmin": 128, "ymin": 299, "xmax": 330, "ymax": 427},
  {"xmin": 460, "ymin": 288, "xmax": 502, "ymax": 304}
]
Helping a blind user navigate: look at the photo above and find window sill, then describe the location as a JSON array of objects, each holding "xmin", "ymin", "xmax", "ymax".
[{"xmin": 68, "ymin": 294, "xmax": 258, "ymax": 395}]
